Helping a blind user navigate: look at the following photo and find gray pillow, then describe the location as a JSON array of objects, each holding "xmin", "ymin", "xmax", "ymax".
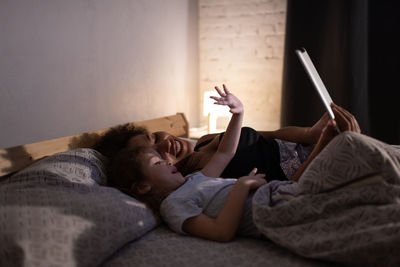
[{"xmin": 0, "ymin": 148, "xmax": 158, "ymax": 267}]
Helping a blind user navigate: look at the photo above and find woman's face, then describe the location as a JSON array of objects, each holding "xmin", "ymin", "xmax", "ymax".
[{"xmin": 127, "ymin": 131, "xmax": 194, "ymax": 164}]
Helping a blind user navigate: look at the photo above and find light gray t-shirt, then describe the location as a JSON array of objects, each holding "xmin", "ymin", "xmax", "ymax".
[{"xmin": 160, "ymin": 172, "xmax": 261, "ymax": 237}]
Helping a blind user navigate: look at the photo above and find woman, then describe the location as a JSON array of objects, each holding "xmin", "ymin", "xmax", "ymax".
[{"xmin": 94, "ymin": 102, "xmax": 360, "ymax": 182}]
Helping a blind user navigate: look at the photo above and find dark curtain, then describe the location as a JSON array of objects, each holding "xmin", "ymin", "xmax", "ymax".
[{"xmin": 281, "ymin": 0, "xmax": 400, "ymax": 144}]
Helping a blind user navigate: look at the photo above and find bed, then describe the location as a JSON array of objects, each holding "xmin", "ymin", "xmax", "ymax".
[{"xmin": 1, "ymin": 113, "xmax": 400, "ymax": 267}]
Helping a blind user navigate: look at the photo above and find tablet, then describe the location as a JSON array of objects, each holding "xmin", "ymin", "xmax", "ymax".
[{"xmin": 295, "ymin": 48, "xmax": 335, "ymax": 120}]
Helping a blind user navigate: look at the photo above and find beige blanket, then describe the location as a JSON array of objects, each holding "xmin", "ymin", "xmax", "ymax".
[{"xmin": 253, "ymin": 132, "xmax": 400, "ymax": 266}]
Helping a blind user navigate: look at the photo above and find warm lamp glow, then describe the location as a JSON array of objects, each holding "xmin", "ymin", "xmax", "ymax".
[{"xmin": 203, "ymin": 91, "xmax": 230, "ymax": 133}]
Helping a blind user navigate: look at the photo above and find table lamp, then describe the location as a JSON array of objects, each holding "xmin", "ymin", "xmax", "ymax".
[{"xmin": 203, "ymin": 91, "xmax": 230, "ymax": 133}]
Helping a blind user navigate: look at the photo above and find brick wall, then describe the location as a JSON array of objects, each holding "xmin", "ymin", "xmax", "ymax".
[{"xmin": 199, "ymin": 0, "xmax": 287, "ymax": 131}]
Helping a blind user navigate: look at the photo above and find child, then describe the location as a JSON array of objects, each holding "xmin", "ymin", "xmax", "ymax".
[{"xmin": 110, "ymin": 85, "xmax": 268, "ymax": 242}]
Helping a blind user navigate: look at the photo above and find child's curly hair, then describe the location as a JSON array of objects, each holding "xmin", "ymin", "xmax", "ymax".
[
  {"xmin": 93, "ymin": 123, "xmax": 148, "ymax": 158},
  {"xmin": 108, "ymin": 146, "xmax": 168, "ymax": 215}
]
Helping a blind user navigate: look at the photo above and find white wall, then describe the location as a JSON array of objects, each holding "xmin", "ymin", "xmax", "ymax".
[
  {"xmin": 199, "ymin": 0, "xmax": 286, "ymax": 131},
  {"xmin": 0, "ymin": 0, "xmax": 199, "ymax": 148}
]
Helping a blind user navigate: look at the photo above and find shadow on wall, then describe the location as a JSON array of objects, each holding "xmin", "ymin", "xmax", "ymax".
[
  {"xmin": 0, "ymin": 132, "xmax": 102, "ymax": 180},
  {"xmin": 0, "ymin": 146, "xmax": 32, "ymax": 180},
  {"xmin": 68, "ymin": 133, "xmax": 101, "ymax": 150}
]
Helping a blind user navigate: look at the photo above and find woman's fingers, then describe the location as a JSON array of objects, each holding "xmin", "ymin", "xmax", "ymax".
[
  {"xmin": 248, "ymin": 168, "xmax": 258, "ymax": 176},
  {"xmin": 331, "ymin": 103, "xmax": 361, "ymax": 133},
  {"xmin": 336, "ymin": 104, "xmax": 361, "ymax": 132},
  {"xmin": 335, "ymin": 105, "xmax": 353, "ymax": 127},
  {"xmin": 257, "ymin": 174, "xmax": 266, "ymax": 178},
  {"xmin": 321, "ymin": 112, "xmax": 330, "ymax": 122},
  {"xmin": 332, "ymin": 103, "xmax": 353, "ymax": 121},
  {"xmin": 335, "ymin": 109, "xmax": 351, "ymax": 131}
]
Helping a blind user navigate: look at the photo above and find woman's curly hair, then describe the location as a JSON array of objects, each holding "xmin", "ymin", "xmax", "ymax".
[{"xmin": 93, "ymin": 123, "xmax": 148, "ymax": 158}]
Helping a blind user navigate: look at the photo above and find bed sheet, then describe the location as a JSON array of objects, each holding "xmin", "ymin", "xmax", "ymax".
[{"xmin": 102, "ymin": 225, "xmax": 336, "ymax": 267}]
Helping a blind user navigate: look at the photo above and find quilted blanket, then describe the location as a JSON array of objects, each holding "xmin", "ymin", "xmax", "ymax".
[{"xmin": 253, "ymin": 132, "xmax": 400, "ymax": 266}]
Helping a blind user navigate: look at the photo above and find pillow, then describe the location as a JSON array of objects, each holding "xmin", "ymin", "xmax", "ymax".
[{"xmin": 0, "ymin": 148, "xmax": 159, "ymax": 267}]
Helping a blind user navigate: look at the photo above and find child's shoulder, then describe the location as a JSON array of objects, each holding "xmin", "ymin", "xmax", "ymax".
[{"xmin": 184, "ymin": 171, "xmax": 209, "ymax": 182}]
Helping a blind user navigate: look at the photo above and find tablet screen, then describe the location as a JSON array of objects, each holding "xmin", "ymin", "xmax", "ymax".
[{"xmin": 295, "ymin": 48, "xmax": 335, "ymax": 120}]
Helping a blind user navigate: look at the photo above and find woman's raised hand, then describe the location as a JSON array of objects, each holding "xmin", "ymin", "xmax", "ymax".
[
  {"xmin": 210, "ymin": 84, "xmax": 243, "ymax": 114},
  {"xmin": 316, "ymin": 103, "xmax": 361, "ymax": 150},
  {"xmin": 308, "ymin": 103, "xmax": 361, "ymax": 144},
  {"xmin": 307, "ymin": 112, "xmax": 331, "ymax": 144},
  {"xmin": 331, "ymin": 103, "xmax": 361, "ymax": 133}
]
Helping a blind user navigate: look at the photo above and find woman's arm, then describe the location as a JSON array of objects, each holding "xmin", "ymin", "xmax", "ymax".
[
  {"xmin": 258, "ymin": 127, "xmax": 312, "ymax": 144},
  {"xmin": 259, "ymin": 112, "xmax": 331, "ymax": 145},
  {"xmin": 197, "ymin": 111, "xmax": 329, "ymax": 147},
  {"xmin": 182, "ymin": 169, "xmax": 266, "ymax": 242}
]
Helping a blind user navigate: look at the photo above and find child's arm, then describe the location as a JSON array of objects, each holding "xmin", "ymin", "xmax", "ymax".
[
  {"xmin": 182, "ymin": 169, "xmax": 266, "ymax": 242},
  {"xmin": 201, "ymin": 85, "xmax": 244, "ymax": 177}
]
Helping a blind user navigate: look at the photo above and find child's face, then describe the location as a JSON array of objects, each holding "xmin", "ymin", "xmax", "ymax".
[{"xmin": 141, "ymin": 150, "xmax": 186, "ymax": 193}]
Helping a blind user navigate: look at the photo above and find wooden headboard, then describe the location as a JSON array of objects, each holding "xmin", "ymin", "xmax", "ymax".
[{"xmin": 0, "ymin": 113, "xmax": 189, "ymax": 178}]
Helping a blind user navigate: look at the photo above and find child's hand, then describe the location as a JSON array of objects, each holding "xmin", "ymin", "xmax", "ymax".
[
  {"xmin": 238, "ymin": 168, "xmax": 266, "ymax": 190},
  {"xmin": 210, "ymin": 84, "xmax": 243, "ymax": 114}
]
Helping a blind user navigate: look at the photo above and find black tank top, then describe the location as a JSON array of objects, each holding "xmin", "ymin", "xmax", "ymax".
[{"xmin": 194, "ymin": 127, "xmax": 287, "ymax": 182}]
